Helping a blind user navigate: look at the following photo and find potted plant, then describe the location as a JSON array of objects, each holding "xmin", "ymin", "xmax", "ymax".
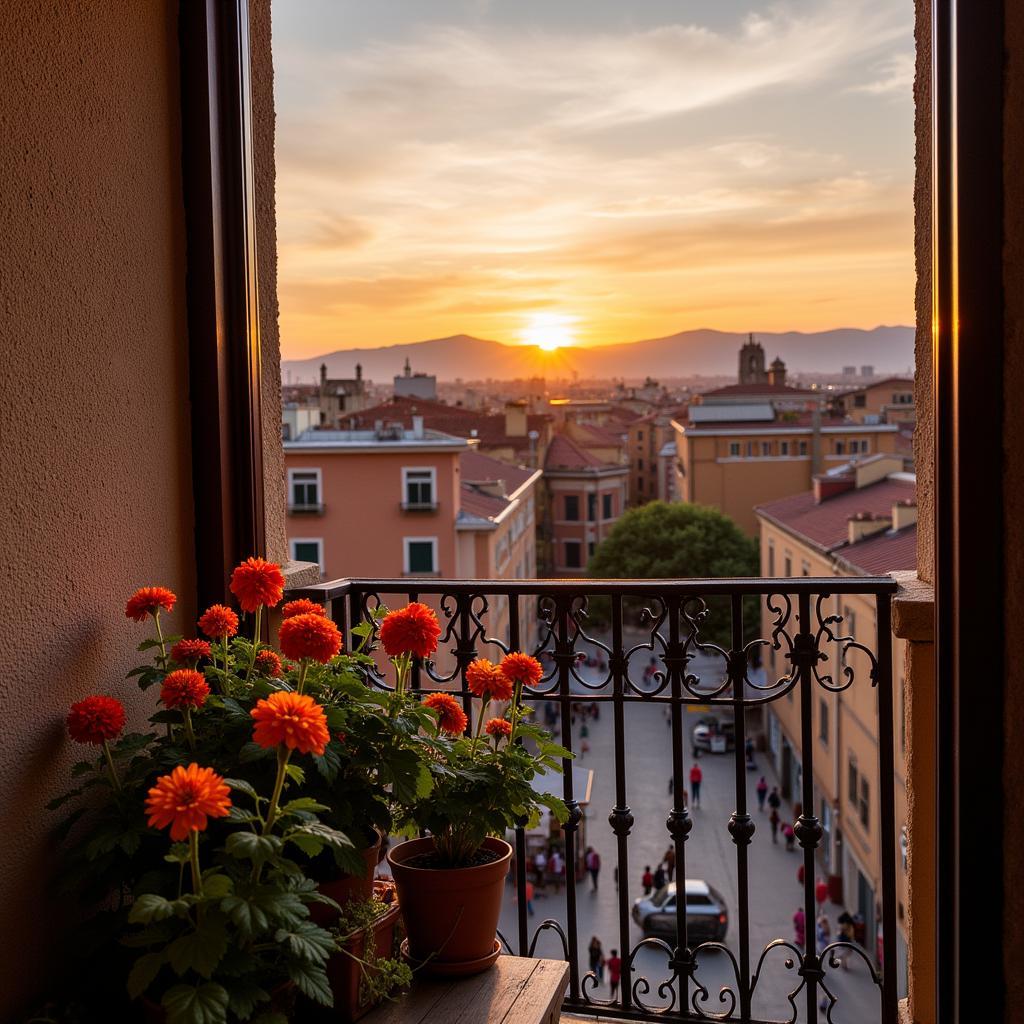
[{"xmin": 379, "ymin": 606, "xmax": 571, "ymax": 974}]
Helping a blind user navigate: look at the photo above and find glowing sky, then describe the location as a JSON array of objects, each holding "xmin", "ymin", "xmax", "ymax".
[{"xmin": 273, "ymin": 0, "xmax": 914, "ymax": 358}]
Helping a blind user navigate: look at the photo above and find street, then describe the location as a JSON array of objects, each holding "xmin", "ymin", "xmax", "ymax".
[{"xmin": 498, "ymin": 654, "xmax": 884, "ymax": 1023}]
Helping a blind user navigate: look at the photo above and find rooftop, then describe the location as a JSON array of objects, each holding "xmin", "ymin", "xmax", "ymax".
[
  {"xmin": 544, "ymin": 433, "xmax": 620, "ymax": 473},
  {"xmin": 284, "ymin": 426, "xmax": 469, "ymax": 451},
  {"xmin": 457, "ymin": 450, "xmax": 540, "ymax": 528},
  {"xmin": 676, "ymin": 413, "xmax": 900, "ymax": 434},
  {"xmin": 700, "ymin": 382, "xmax": 817, "ymax": 398}
]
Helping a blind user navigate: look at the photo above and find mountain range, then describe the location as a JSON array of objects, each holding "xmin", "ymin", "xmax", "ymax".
[{"xmin": 281, "ymin": 326, "xmax": 915, "ymax": 384}]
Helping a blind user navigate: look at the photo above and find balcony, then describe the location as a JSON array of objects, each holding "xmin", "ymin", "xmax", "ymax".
[
  {"xmin": 400, "ymin": 500, "xmax": 439, "ymax": 512},
  {"xmin": 293, "ymin": 574, "xmax": 901, "ymax": 1024},
  {"xmin": 287, "ymin": 500, "xmax": 326, "ymax": 515}
]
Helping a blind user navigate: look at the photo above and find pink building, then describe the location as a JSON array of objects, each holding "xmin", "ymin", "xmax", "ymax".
[{"xmin": 543, "ymin": 433, "xmax": 629, "ymax": 575}]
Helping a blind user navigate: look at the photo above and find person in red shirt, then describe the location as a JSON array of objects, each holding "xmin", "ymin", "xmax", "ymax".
[
  {"xmin": 689, "ymin": 762, "xmax": 703, "ymax": 808},
  {"xmin": 641, "ymin": 865, "xmax": 654, "ymax": 895},
  {"xmin": 815, "ymin": 876, "xmax": 828, "ymax": 911},
  {"xmin": 606, "ymin": 949, "xmax": 622, "ymax": 999},
  {"xmin": 524, "ymin": 879, "xmax": 535, "ymax": 916}
]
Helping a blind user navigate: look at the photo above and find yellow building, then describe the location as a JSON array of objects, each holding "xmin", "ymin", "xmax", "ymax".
[
  {"xmin": 755, "ymin": 454, "xmax": 914, "ymax": 989},
  {"xmin": 672, "ymin": 403, "xmax": 900, "ymax": 535},
  {"xmin": 833, "ymin": 377, "xmax": 915, "ymax": 424}
]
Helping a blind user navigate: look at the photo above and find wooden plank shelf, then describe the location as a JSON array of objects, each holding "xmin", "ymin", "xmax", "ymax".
[{"xmin": 362, "ymin": 955, "xmax": 569, "ymax": 1024}]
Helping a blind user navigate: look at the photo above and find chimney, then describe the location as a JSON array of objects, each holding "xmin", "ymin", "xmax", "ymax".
[
  {"xmin": 892, "ymin": 499, "xmax": 918, "ymax": 530},
  {"xmin": 848, "ymin": 511, "xmax": 892, "ymax": 544},
  {"xmin": 813, "ymin": 471, "xmax": 856, "ymax": 503},
  {"xmin": 467, "ymin": 479, "xmax": 507, "ymax": 498},
  {"xmin": 320, "ymin": 363, "xmax": 327, "ymax": 384},
  {"xmin": 505, "ymin": 399, "xmax": 528, "ymax": 437},
  {"xmin": 411, "ymin": 415, "xmax": 424, "ymax": 439}
]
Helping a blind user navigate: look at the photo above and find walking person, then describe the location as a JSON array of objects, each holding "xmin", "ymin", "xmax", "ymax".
[
  {"xmin": 767, "ymin": 785, "xmax": 781, "ymax": 814},
  {"xmin": 653, "ymin": 863, "xmax": 667, "ymax": 893},
  {"xmin": 588, "ymin": 936, "xmax": 606, "ymax": 984},
  {"xmin": 816, "ymin": 914, "xmax": 832, "ymax": 956},
  {"xmin": 835, "ymin": 911, "xmax": 855, "ymax": 969},
  {"xmin": 585, "ymin": 846, "xmax": 601, "ymax": 892},
  {"xmin": 689, "ymin": 762, "xmax": 703, "ymax": 808},
  {"xmin": 756, "ymin": 776, "xmax": 768, "ymax": 812},
  {"xmin": 769, "ymin": 807, "xmax": 780, "ymax": 844},
  {"xmin": 607, "ymin": 949, "xmax": 622, "ymax": 1001},
  {"xmin": 815, "ymin": 876, "xmax": 829, "ymax": 914},
  {"xmin": 548, "ymin": 847, "xmax": 564, "ymax": 890},
  {"xmin": 793, "ymin": 906, "xmax": 806, "ymax": 949},
  {"xmin": 642, "ymin": 865, "xmax": 654, "ymax": 895},
  {"xmin": 534, "ymin": 848, "xmax": 547, "ymax": 887},
  {"xmin": 663, "ymin": 846, "xmax": 676, "ymax": 882},
  {"xmin": 524, "ymin": 879, "xmax": 535, "ymax": 916},
  {"xmin": 745, "ymin": 736, "xmax": 756, "ymax": 769},
  {"xmin": 782, "ymin": 822, "xmax": 795, "ymax": 851}
]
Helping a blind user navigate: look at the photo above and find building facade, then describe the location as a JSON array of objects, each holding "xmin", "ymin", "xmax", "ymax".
[
  {"xmin": 756, "ymin": 454, "xmax": 915, "ymax": 988},
  {"xmin": 832, "ymin": 377, "xmax": 916, "ymax": 424}
]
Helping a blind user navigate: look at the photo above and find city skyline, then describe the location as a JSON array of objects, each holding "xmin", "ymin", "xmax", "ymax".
[{"xmin": 273, "ymin": 0, "xmax": 914, "ymax": 359}]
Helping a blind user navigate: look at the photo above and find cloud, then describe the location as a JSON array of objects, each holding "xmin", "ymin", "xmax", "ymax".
[{"xmin": 849, "ymin": 52, "xmax": 915, "ymax": 96}]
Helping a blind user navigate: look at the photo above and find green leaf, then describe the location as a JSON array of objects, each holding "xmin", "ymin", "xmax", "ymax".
[
  {"xmin": 224, "ymin": 777, "xmax": 259, "ymax": 801},
  {"xmin": 311, "ymin": 742, "xmax": 342, "ymax": 783},
  {"xmin": 167, "ymin": 917, "xmax": 228, "ymax": 978},
  {"xmin": 275, "ymin": 919, "xmax": 335, "ymax": 963},
  {"xmin": 224, "ymin": 977, "xmax": 270, "ymax": 1020},
  {"xmin": 220, "ymin": 896, "xmax": 268, "ymax": 940},
  {"xmin": 127, "ymin": 951, "xmax": 165, "ymax": 1000},
  {"xmin": 280, "ymin": 797, "xmax": 329, "ymax": 816},
  {"xmin": 161, "ymin": 983, "xmax": 230, "ymax": 1024},
  {"xmin": 239, "ymin": 742, "xmax": 275, "ymax": 764},
  {"xmin": 286, "ymin": 822, "xmax": 353, "ymax": 851},
  {"xmin": 129, "ymin": 894, "xmax": 176, "ymax": 924},
  {"xmin": 225, "ymin": 832, "xmax": 281, "ymax": 865},
  {"xmin": 283, "ymin": 763, "xmax": 305, "ymax": 785},
  {"xmin": 227, "ymin": 806, "xmax": 259, "ymax": 824},
  {"xmin": 286, "ymin": 960, "xmax": 333, "ymax": 1007},
  {"xmin": 285, "ymin": 832, "xmax": 323, "ymax": 858},
  {"xmin": 201, "ymin": 874, "xmax": 233, "ymax": 899},
  {"xmin": 164, "ymin": 843, "xmax": 192, "ymax": 864}
]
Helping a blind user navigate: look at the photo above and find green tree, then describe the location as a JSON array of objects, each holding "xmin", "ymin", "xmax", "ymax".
[{"xmin": 588, "ymin": 501, "xmax": 759, "ymax": 649}]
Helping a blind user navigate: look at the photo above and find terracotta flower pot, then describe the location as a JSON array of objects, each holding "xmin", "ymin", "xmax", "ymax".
[
  {"xmin": 387, "ymin": 836, "xmax": 511, "ymax": 973},
  {"xmin": 310, "ymin": 829, "xmax": 383, "ymax": 925}
]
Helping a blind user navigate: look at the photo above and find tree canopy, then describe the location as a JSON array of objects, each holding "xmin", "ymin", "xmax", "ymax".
[{"xmin": 588, "ymin": 501, "xmax": 758, "ymax": 581}]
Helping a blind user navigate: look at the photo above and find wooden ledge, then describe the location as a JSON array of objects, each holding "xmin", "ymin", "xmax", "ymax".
[{"xmin": 364, "ymin": 955, "xmax": 569, "ymax": 1024}]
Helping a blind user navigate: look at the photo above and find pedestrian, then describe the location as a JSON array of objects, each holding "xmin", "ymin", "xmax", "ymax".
[
  {"xmin": 767, "ymin": 786, "xmax": 781, "ymax": 813},
  {"xmin": 745, "ymin": 736, "xmax": 756, "ymax": 769},
  {"xmin": 642, "ymin": 865, "xmax": 654, "ymax": 895},
  {"xmin": 549, "ymin": 847, "xmax": 564, "ymax": 889},
  {"xmin": 534, "ymin": 848, "xmax": 547, "ymax": 887},
  {"xmin": 588, "ymin": 936, "xmax": 605, "ymax": 983},
  {"xmin": 769, "ymin": 807, "xmax": 780, "ymax": 843},
  {"xmin": 585, "ymin": 846, "xmax": 601, "ymax": 892},
  {"xmin": 581, "ymin": 738, "xmax": 591, "ymax": 758},
  {"xmin": 793, "ymin": 906, "xmax": 806, "ymax": 949},
  {"xmin": 835, "ymin": 911, "xmax": 854, "ymax": 969},
  {"xmin": 797, "ymin": 863, "xmax": 805, "ymax": 887},
  {"xmin": 663, "ymin": 846, "xmax": 676, "ymax": 882},
  {"xmin": 607, "ymin": 949, "xmax": 622, "ymax": 1000},
  {"xmin": 653, "ymin": 863, "xmax": 667, "ymax": 892},
  {"xmin": 581, "ymin": 721, "xmax": 589, "ymax": 740},
  {"xmin": 590, "ymin": 700, "xmax": 600, "ymax": 720},
  {"xmin": 689, "ymin": 762, "xmax": 703, "ymax": 807},
  {"xmin": 783, "ymin": 822, "xmax": 795, "ymax": 851},
  {"xmin": 525, "ymin": 879, "xmax": 535, "ymax": 916},
  {"xmin": 815, "ymin": 877, "xmax": 829, "ymax": 912},
  {"xmin": 756, "ymin": 776, "xmax": 768, "ymax": 811},
  {"xmin": 816, "ymin": 914, "xmax": 832, "ymax": 956}
]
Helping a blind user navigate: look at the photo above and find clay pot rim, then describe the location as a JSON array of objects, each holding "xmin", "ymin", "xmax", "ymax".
[{"xmin": 387, "ymin": 835, "xmax": 512, "ymax": 876}]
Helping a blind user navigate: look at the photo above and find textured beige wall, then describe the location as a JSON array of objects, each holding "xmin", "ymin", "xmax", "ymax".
[
  {"xmin": 251, "ymin": 0, "xmax": 287, "ymax": 565},
  {"xmin": 0, "ymin": 1, "xmax": 195, "ymax": 1014}
]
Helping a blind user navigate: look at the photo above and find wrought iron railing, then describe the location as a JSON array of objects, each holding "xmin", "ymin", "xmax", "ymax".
[{"xmin": 292, "ymin": 576, "xmax": 899, "ymax": 1024}]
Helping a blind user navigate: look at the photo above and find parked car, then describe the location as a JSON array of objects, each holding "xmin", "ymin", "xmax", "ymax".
[
  {"xmin": 691, "ymin": 716, "xmax": 735, "ymax": 755},
  {"xmin": 631, "ymin": 880, "xmax": 729, "ymax": 944}
]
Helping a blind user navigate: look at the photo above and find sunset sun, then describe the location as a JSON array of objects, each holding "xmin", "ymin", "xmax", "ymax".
[{"xmin": 521, "ymin": 313, "xmax": 577, "ymax": 352}]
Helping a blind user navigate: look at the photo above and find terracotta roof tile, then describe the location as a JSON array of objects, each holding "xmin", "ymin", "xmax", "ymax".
[
  {"xmin": 701, "ymin": 382, "xmax": 816, "ymax": 397},
  {"xmin": 544, "ymin": 434, "xmax": 609, "ymax": 471},
  {"xmin": 833, "ymin": 525, "xmax": 917, "ymax": 574}
]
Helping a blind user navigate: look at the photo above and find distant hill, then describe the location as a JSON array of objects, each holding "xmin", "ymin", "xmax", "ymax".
[{"xmin": 281, "ymin": 326, "xmax": 915, "ymax": 384}]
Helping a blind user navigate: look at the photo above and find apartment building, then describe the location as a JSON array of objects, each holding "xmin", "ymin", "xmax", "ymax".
[
  {"xmin": 832, "ymin": 377, "xmax": 916, "ymax": 424},
  {"xmin": 627, "ymin": 406, "xmax": 684, "ymax": 505},
  {"xmin": 755, "ymin": 453, "xmax": 914, "ymax": 987}
]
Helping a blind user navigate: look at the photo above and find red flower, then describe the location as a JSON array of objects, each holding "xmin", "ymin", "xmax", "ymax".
[
  {"xmin": 254, "ymin": 650, "xmax": 283, "ymax": 677},
  {"xmin": 423, "ymin": 693, "xmax": 468, "ymax": 735},
  {"xmin": 161, "ymin": 669, "xmax": 210, "ymax": 711},
  {"xmin": 198, "ymin": 604, "xmax": 239, "ymax": 640},
  {"xmin": 229, "ymin": 557, "xmax": 285, "ymax": 613},
  {"xmin": 278, "ymin": 613, "xmax": 342, "ymax": 664},
  {"xmin": 67, "ymin": 696, "xmax": 126, "ymax": 746},
  {"xmin": 466, "ymin": 658, "xmax": 514, "ymax": 701},
  {"xmin": 251, "ymin": 691, "xmax": 330, "ymax": 755},
  {"xmin": 379, "ymin": 603, "xmax": 441, "ymax": 659},
  {"xmin": 170, "ymin": 639, "xmax": 212, "ymax": 665},
  {"xmin": 145, "ymin": 763, "xmax": 231, "ymax": 841},
  {"xmin": 485, "ymin": 717, "xmax": 513, "ymax": 740},
  {"xmin": 125, "ymin": 587, "xmax": 177, "ymax": 622},
  {"xmin": 500, "ymin": 652, "xmax": 543, "ymax": 689},
  {"xmin": 281, "ymin": 598, "xmax": 326, "ymax": 620}
]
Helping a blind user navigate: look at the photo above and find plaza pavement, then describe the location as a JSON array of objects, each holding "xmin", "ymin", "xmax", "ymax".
[{"xmin": 498, "ymin": 654, "xmax": 883, "ymax": 1024}]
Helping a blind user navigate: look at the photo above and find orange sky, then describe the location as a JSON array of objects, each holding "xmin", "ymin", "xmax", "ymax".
[{"xmin": 273, "ymin": 1, "xmax": 915, "ymax": 358}]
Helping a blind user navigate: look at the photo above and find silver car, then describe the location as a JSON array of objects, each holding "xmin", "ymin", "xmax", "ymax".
[{"xmin": 631, "ymin": 879, "xmax": 729, "ymax": 944}]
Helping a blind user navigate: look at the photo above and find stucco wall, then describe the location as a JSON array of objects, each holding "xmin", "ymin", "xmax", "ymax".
[{"xmin": 0, "ymin": 1, "xmax": 197, "ymax": 1015}]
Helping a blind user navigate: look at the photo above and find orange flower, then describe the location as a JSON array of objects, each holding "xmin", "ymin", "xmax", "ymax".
[
  {"xmin": 198, "ymin": 604, "xmax": 239, "ymax": 640},
  {"xmin": 161, "ymin": 669, "xmax": 210, "ymax": 711},
  {"xmin": 230, "ymin": 557, "xmax": 285, "ymax": 613},
  {"xmin": 379, "ymin": 603, "xmax": 441, "ymax": 659},
  {"xmin": 145, "ymin": 763, "xmax": 231, "ymax": 841},
  {"xmin": 254, "ymin": 650, "xmax": 283, "ymax": 677},
  {"xmin": 281, "ymin": 598, "xmax": 326, "ymax": 619},
  {"xmin": 500, "ymin": 652, "xmax": 544, "ymax": 689},
  {"xmin": 466, "ymin": 658, "xmax": 514, "ymax": 701},
  {"xmin": 278, "ymin": 613, "xmax": 342, "ymax": 664},
  {"xmin": 170, "ymin": 639, "xmax": 212, "ymax": 665},
  {"xmin": 251, "ymin": 691, "xmax": 330, "ymax": 755},
  {"xmin": 485, "ymin": 717, "xmax": 513, "ymax": 740},
  {"xmin": 125, "ymin": 586, "xmax": 177, "ymax": 622},
  {"xmin": 423, "ymin": 693, "xmax": 468, "ymax": 736},
  {"xmin": 67, "ymin": 696, "xmax": 126, "ymax": 745}
]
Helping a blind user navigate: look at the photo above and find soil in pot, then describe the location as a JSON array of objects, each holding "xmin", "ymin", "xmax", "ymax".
[{"xmin": 387, "ymin": 835, "xmax": 511, "ymax": 973}]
